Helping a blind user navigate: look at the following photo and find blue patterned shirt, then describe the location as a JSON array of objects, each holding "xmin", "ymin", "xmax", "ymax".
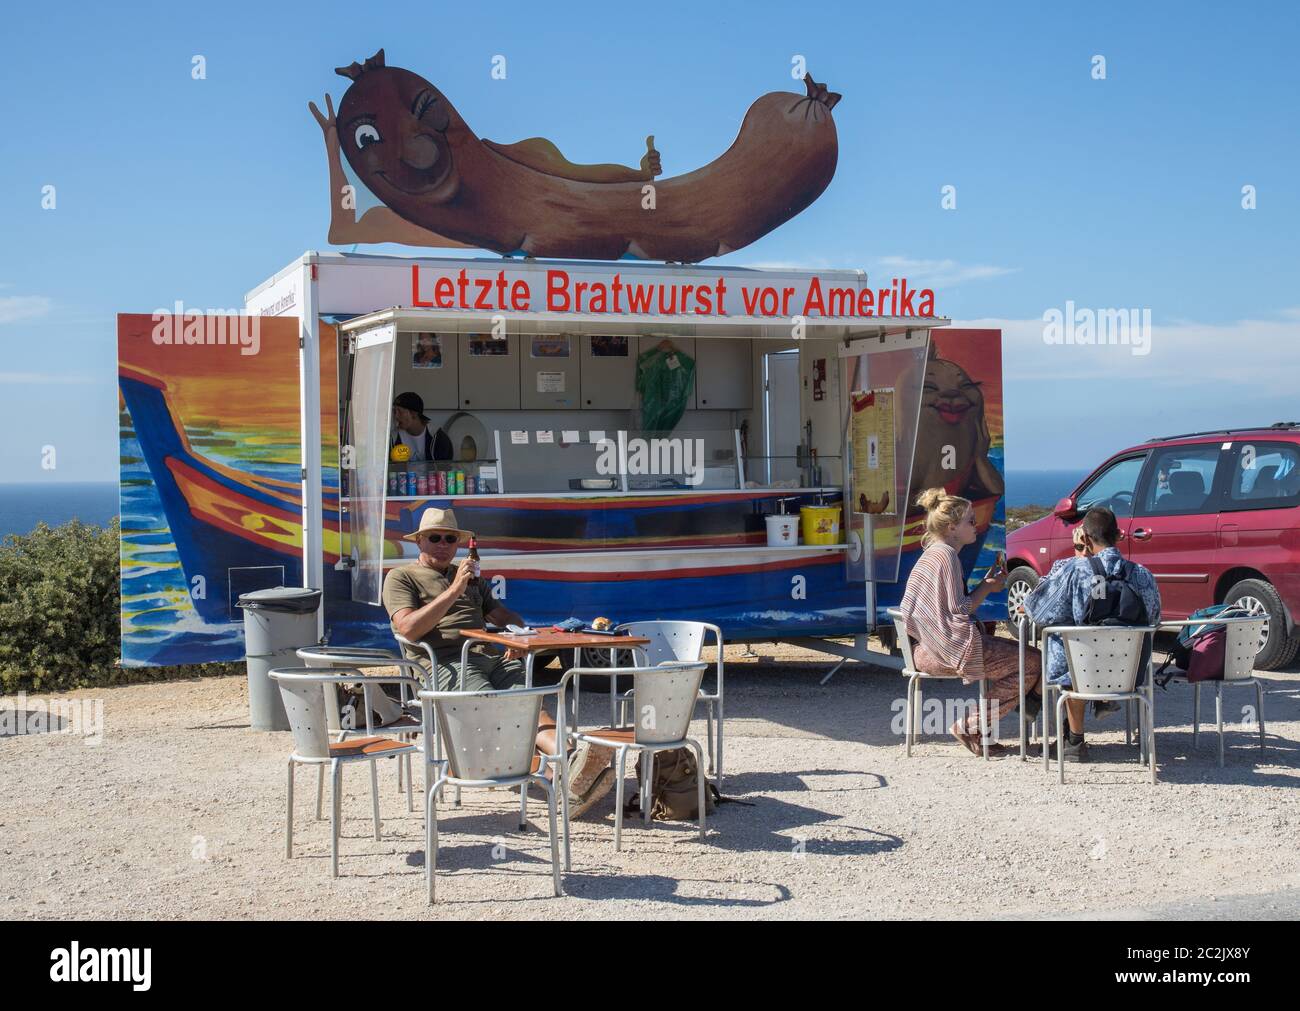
[{"xmin": 1023, "ymin": 547, "xmax": 1162, "ymax": 685}]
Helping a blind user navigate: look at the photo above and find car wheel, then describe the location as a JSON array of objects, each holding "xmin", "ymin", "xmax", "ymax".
[
  {"xmin": 1223, "ymin": 578, "xmax": 1297, "ymax": 670},
  {"xmin": 577, "ymin": 646, "xmax": 636, "ymax": 669},
  {"xmin": 1002, "ymin": 566, "xmax": 1040, "ymax": 636}
]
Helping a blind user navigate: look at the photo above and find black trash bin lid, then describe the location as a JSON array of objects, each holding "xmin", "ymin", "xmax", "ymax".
[{"xmin": 236, "ymin": 586, "xmax": 322, "ymax": 614}]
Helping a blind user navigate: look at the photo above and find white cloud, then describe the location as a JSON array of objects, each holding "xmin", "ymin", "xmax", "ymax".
[
  {"xmin": 0, "ymin": 295, "xmax": 53, "ymax": 325},
  {"xmin": 874, "ymin": 256, "xmax": 1018, "ymax": 287},
  {"xmin": 0, "ymin": 372, "xmax": 97, "ymax": 385},
  {"xmin": 958, "ymin": 310, "xmax": 1300, "ymax": 394}
]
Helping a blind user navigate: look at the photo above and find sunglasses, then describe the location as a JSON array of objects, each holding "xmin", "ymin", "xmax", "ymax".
[{"xmin": 420, "ymin": 533, "xmax": 460, "ymax": 545}]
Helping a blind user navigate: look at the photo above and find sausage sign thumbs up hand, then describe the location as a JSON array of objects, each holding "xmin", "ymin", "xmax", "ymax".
[{"xmin": 641, "ymin": 134, "xmax": 662, "ymax": 178}]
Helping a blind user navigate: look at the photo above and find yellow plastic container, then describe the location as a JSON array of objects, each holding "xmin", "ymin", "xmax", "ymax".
[{"xmin": 800, "ymin": 505, "xmax": 842, "ymax": 545}]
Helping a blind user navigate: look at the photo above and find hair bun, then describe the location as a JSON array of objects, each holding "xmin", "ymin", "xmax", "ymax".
[{"xmin": 916, "ymin": 487, "xmax": 945, "ymax": 512}]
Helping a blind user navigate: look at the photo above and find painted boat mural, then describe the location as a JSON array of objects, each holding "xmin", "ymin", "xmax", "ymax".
[{"xmin": 118, "ymin": 315, "xmax": 1005, "ymax": 667}]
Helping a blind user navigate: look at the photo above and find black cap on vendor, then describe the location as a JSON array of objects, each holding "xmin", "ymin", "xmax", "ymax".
[{"xmin": 392, "ymin": 392, "xmax": 453, "ymax": 461}]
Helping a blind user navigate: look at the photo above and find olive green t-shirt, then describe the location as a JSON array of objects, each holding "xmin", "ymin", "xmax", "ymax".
[{"xmin": 381, "ymin": 561, "xmax": 493, "ymax": 660}]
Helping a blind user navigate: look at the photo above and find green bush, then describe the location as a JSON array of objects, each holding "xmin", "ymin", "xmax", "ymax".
[
  {"xmin": 0, "ymin": 519, "xmax": 122, "ymax": 692},
  {"xmin": 0, "ymin": 519, "xmax": 239, "ymax": 694}
]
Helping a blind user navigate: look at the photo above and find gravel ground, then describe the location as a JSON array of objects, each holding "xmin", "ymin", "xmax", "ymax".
[{"xmin": 3, "ymin": 639, "xmax": 1299, "ymax": 920}]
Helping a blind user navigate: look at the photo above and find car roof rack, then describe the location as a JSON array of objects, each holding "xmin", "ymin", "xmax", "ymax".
[{"xmin": 1145, "ymin": 422, "xmax": 1300, "ymax": 443}]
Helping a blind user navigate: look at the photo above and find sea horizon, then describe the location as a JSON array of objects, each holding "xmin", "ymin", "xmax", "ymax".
[{"xmin": 0, "ymin": 470, "xmax": 1088, "ymax": 540}]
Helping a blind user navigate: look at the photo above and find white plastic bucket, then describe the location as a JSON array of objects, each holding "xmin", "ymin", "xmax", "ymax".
[{"xmin": 765, "ymin": 514, "xmax": 799, "ymax": 547}]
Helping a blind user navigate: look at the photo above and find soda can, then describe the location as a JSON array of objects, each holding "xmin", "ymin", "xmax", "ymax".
[
  {"xmin": 397, "ymin": 471, "xmax": 408, "ymax": 496},
  {"xmin": 456, "ymin": 470, "xmax": 465, "ymax": 495},
  {"xmin": 465, "ymin": 476, "xmax": 475, "ymax": 495},
  {"xmin": 434, "ymin": 470, "xmax": 445, "ymax": 496},
  {"xmin": 417, "ymin": 473, "xmax": 428, "ymax": 496},
  {"xmin": 388, "ymin": 473, "xmax": 398, "ymax": 495}
]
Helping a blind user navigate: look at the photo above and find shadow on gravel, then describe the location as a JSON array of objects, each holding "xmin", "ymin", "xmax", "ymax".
[{"xmin": 561, "ymin": 872, "xmax": 792, "ymax": 907}]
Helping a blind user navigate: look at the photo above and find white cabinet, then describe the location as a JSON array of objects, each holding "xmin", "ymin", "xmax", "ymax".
[
  {"xmin": 694, "ymin": 338, "xmax": 752, "ymax": 410},
  {"xmin": 580, "ymin": 335, "xmax": 636, "ymax": 409},
  {"xmin": 392, "ymin": 331, "xmax": 459, "ymax": 412},
  {"xmin": 457, "ymin": 334, "xmax": 520, "ymax": 410},
  {"xmin": 522, "ymin": 335, "xmax": 581, "ymax": 410}
]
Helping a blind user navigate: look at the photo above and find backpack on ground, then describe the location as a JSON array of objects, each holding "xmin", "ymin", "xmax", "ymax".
[{"xmin": 626, "ymin": 748, "xmax": 719, "ymax": 821}]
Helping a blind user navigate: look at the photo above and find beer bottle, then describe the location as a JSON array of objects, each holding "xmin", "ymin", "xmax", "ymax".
[{"xmin": 466, "ymin": 535, "xmax": 482, "ymax": 583}]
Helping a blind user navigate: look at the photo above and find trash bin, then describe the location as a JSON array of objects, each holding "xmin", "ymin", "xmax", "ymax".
[{"xmin": 238, "ymin": 586, "xmax": 322, "ymax": 731}]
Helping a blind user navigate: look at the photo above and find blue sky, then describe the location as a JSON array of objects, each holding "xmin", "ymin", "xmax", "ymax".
[{"xmin": 1, "ymin": 0, "xmax": 1297, "ymax": 483}]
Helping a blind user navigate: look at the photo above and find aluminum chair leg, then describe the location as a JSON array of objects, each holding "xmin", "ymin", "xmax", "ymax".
[
  {"xmin": 425, "ymin": 777, "xmax": 443, "ymax": 905},
  {"xmin": 1216, "ymin": 682, "xmax": 1225, "ymax": 768},
  {"xmin": 560, "ymin": 742, "xmax": 573, "ymax": 872},
  {"xmin": 405, "ymin": 753, "xmax": 414, "ymax": 813},
  {"xmin": 905, "ymin": 675, "xmax": 916, "ymax": 757},
  {"xmin": 369, "ymin": 759, "xmax": 382, "ymax": 841},
  {"xmin": 978, "ymin": 680, "xmax": 989, "ymax": 760},
  {"xmin": 545, "ymin": 778, "xmax": 562, "ymax": 897},
  {"xmin": 518, "ymin": 776, "xmax": 529, "ymax": 832},
  {"xmin": 715, "ymin": 701, "xmax": 725, "ymax": 792},
  {"xmin": 643, "ymin": 751, "xmax": 654, "ymax": 825},
  {"xmin": 614, "ymin": 747, "xmax": 629, "ymax": 852},
  {"xmin": 688, "ymin": 739, "xmax": 707, "ymax": 841},
  {"xmin": 285, "ymin": 759, "xmax": 295, "ymax": 859},
  {"xmin": 331, "ymin": 760, "xmax": 343, "ymax": 878},
  {"xmin": 1056, "ymin": 694, "xmax": 1068, "ymax": 784},
  {"xmin": 705, "ymin": 704, "xmax": 715, "ymax": 773},
  {"xmin": 1042, "ymin": 685, "xmax": 1052, "ymax": 771},
  {"xmin": 1124, "ymin": 702, "xmax": 1132, "ymax": 746},
  {"xmin": 1193, "ymin": 683, "xmax": 1201, "ymax": 747},
  {"xmin": 1141, "ymin": 695, "xmax": 1158, "ymax": 784},
  {"xmin": 316, "ymin": 764, "xmax": 325, "ymax": 820},
  {"xmin": 1256, "ymin": 680, "xmax": 1266, "ymax": 754}
]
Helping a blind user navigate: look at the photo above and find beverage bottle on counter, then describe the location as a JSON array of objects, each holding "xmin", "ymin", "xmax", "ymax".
[{"xmin": 466, "ymin": 535, "xmax": 481, "ymax": 582}]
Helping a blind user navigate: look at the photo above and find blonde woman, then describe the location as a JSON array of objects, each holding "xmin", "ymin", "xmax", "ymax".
[{"xmin": 898, "ymin": 488, "xmax": 1042, "ymax": 756}]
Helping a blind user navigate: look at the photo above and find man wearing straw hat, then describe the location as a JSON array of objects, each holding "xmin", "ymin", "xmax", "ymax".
[{"xmin": 383, "ymin": 507, "xmax": 616, "ymax": 813}]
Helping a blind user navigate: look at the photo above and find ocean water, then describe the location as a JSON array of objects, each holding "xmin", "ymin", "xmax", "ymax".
[
  {"xmin": 1004, "ymin": 470, "xmax": 1089, "ymax": 508},
  {"xmin": 0, "ymin": 482, "xmax": 119, "ymax": 539}
]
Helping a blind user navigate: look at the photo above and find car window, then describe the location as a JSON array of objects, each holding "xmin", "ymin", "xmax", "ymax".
[
  {"xmin": 1225, "ymin": 441, "xmax": 1300, "ymax": 511},
  {"xmin": 1141, "ymin": 445, "xmax": 1222, "ymax": 515},
  {"xmin": 1076, "ymin": 456, "xmax": 1146, "ymax": 517}
]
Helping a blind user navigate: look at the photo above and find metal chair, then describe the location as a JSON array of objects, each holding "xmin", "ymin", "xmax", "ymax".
[
  {"xmin": 614, "ymin": 621, "xmax": 726, "ymax": 790},
  {"xmin": 887, "ymin": 608, "xmax": 989, "ymax": 759},
  {"xmin": 1157, "ymin": 614, "xmax": 1268, "ymax": 767},
  {"xmin": 563, "ymin": 662, "xmax": 710, "ymax": 851},
  {"xmin": 297, "ymin": 645, "xmax": 429, "ymax": 811},
  {"xmin": 1045, "ymin": 625, "xmax": 1159, "ymax": 784},
  {"xmin": 270, "ymin": 668, "xmax": 422, "ymax": 877},
  {"xmin": 417, "ymin": 684, "xmax": 569, "ymax": 903}
]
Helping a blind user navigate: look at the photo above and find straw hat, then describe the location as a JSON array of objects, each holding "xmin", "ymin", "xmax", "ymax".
[{"xmin": 403, "ymin": 507, "xmax": 472, "ymax": 544}]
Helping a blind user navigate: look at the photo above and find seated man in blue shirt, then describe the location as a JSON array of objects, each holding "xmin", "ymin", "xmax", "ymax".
[{"xmin": 1023, "ymin": 506, "xmax": 1161, "ymax": 761}]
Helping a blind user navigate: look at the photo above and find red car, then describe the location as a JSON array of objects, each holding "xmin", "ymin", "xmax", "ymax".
[{"xmin": 1005, "ymin": 422, "xmax": 1300, "ymax": 670}]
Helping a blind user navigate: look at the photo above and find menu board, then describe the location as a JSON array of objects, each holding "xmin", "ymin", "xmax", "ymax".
[{"xmin": 851, "ymin": 388, "xmax": 896, "ymax": 515}]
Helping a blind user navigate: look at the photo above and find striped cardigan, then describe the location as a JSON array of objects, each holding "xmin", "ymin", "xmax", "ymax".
[{"xmin": 899, "ymin": 542, "xmax": 984, "ymax": 679}]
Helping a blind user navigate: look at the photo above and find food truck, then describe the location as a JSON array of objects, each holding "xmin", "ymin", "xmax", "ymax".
[
  {"xmin": 117, "ymin": 251, "xmax": 1006, "ymax": 668},
  {"xmin": 116, "ymin": 53, "xmax": 1006, "ymax": 668}
]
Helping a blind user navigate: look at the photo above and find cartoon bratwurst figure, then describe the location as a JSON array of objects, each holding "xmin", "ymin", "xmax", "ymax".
[
  {"xmin": 310, "ymin": 49, "xmax": 840, "ymax": 262},
  {"xmin": 908, "ymin": 345, "xmax": 1005, "ymax": 508}
]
